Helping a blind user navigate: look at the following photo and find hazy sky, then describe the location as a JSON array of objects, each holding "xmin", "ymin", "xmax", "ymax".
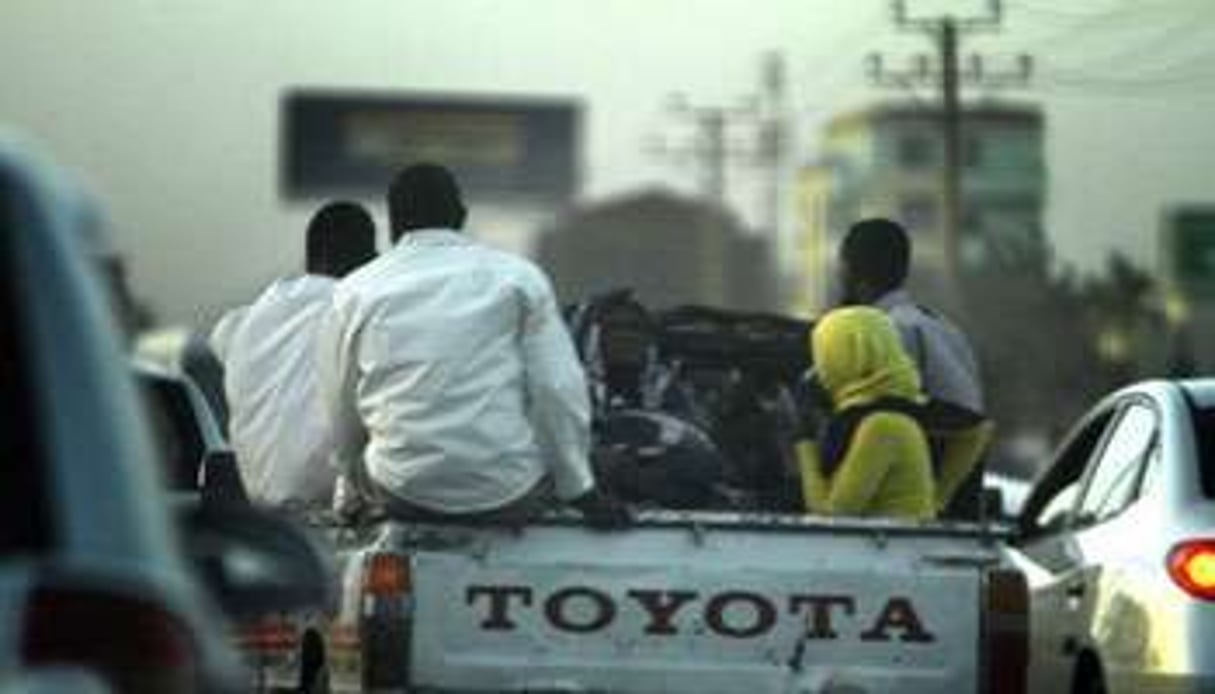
[{"xmin": 3, "ymin": 0, "xmax": 1214, "ymax": 323}]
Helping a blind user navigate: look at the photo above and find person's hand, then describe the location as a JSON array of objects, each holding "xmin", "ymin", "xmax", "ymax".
[{"xmin": 569, "ymin": 487, "xmax": 633, "ymax": 530}]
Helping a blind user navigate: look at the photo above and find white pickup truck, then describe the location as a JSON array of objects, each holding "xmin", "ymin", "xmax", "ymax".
[
  {"xmin": 247, "ymin": 510, "xmax": 1028, "ymax": 694},
  {"xmin": 237, "ymin": 302, "xmax": 1028, "ymax": 693}
]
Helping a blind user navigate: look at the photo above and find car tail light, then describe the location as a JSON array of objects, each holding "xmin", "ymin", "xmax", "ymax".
[
  {"xmin": 360, "ymin": 552, "xmax": 412, "ymax": 690},
  {"xmin": 981, "ymin": 568, "xmax": 1029, "ymax": 694},
  {"xmin": 238, "ymin": 614, "xmax": 300, "ymax": 654},
  {"xmin": 1167, "ymin": 539, "xmax": 1215, "ymax": 601},
  {"xmin": 22, "ymin": 585, "xmax": 198, "ymax": 693},
  {"xmin": 363, "ymin": 552, "xmax": 411, "ymax": 597}
]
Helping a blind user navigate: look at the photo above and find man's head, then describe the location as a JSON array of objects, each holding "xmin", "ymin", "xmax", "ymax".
[
  {"xmin": 387, "ymin": 163, "xmax": 467, "ymax": 241},
  {"xmin": 838, "ymin": 217, "xmax": 911, "ymax": 305},
  {"xmin": 306, "ymin": 201, "xmax": 377, "ymax": 278},
  {"xmin": 598, "ymin": 294, "xmax": 657, "ymax": 373}
]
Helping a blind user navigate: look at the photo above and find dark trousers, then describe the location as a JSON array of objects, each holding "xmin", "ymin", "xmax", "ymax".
[{"xmin": 370, "ymin": 479, "xmax": 553, "ymax": 528}]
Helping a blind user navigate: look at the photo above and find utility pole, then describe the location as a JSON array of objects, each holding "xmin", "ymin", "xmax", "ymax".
[
  {"xmin": 869, "ymin": 0, "xmax": 1030, "ymax": 295},
  {"xmin": 647, "ymin": 57, "xmax": 793, "ymax": 306},
  {"xmin": 648, "ymin": 92, "xmax": 760, "ymax": 205},
  {"xmin": 646, "ymin": 94, "xmax": 752, "ymax": 304},
  {"xmin": 758, "ymin": 51, "xmax": 788, "ymax": 240},
  {"xmin": 940, "ymin": 17, "xmax": 962, "ymax": 285}
]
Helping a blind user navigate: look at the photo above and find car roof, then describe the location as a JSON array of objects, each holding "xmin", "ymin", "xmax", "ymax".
[{"xmin": 1178, "ymin": 378, "xmax": 1215, "ymax": 408}]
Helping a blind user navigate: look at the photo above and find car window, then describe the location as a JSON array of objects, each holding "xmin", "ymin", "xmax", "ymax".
[
  {"xmin": 1191, "ymin": 404, "xmax": 1215, "ymax": 500},
  {"xmin": 1023, "ymin": 407, "xmax": 1115, "ymax": 533},
  {"xmin": 139, "ymin": 375, "xmax": 205, "ymax": 491},
  {"xmin": 1137, "ymin": 444, "xmax": 1163, "ymax": 498},
  {"xmin": 1075, "ymin": 402, "xmax": 1157, "ymax": 525},
  {"xmin": 1033, "ymin": 481, "xmax": 1080, "ymax": 534}
]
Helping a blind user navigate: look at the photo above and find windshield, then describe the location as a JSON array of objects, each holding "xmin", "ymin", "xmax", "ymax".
[
  {"xmin": 1191, "ymin": 405, "xmax": 1215, "ymax": 499},
  {"xmin": 3, "ymin": 0, "xmax": 1212, "ymax": 493},
  {"xmin": 6, "ymin": 0, "xmax": 1213, "ymax": 495}
]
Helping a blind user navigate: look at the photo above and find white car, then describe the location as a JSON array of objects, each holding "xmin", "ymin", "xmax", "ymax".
[
  {"xmin": 1008, "ymin": 379, "xmax": 1215, "ymax": 693},
  {"xmin": 985, "ymin": 470, "xmax": 1032, "ymax": 519}
]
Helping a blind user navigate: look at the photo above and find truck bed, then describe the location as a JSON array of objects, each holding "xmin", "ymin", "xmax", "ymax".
[{"xmin": 370, "ymin": 511, "xmax": 1008, "ymax": 694}]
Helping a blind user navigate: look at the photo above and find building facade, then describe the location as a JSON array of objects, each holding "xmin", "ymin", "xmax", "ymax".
[
  {"xmin": 793, "ymin": 101, "xmax": 1047, "ymax": 314},
  {"xmin": 536, "ymin": 189, "xmax": 779, "ymax": 312}
]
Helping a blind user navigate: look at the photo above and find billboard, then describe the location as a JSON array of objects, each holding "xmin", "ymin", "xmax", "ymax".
[{"xmin": 281, "ymin": 90, "xmax": 582, "ymax": 202}]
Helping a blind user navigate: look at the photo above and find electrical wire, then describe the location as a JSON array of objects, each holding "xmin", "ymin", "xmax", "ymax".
[
  {"xmin": 998, "ymin": 0, "xmax": 1215, "ymax": 98},
  {"xmin": 1006, "ymin": 0, "xmax": 1215, "ymax": 66}
]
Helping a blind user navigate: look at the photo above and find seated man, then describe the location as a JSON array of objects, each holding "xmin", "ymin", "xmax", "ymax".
[
  {"xmin": 320, "ymin": 163, "xmax": 627, "ymax": 528},
  {"xmin": 570, "ymin": 290, "xmax": 733, "ymax": 510},
  {"xmin": 211, "ymin": 201, "xmax": 376, "ymax": 507}
]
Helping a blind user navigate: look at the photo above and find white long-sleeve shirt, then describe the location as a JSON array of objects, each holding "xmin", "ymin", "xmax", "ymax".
[
  {"xmin": 210, "ymin": 275, "xmax": 338, "ymax": 505},
  {"xmin": 319, "ymin": 229, "xmax": 594, "ymax": 513},
  {"xmin": 876, "ymin": 289, "xmax": 984, "ymax": 413}
]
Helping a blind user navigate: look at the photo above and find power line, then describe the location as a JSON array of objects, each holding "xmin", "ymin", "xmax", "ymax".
[
  {"xmin": 1036, "ymin": 74, "xmax": 1215, "ymax": 97},
  {"xmin": 1008, "ymin": 0, "xmax": 1203, "ymax": 24},
  {"xmin": 1005, "ymin": 0, "xmax": 1215, "ymax": 68},
  {"xmin": 994, "ymin": 0, "xmax": 1215, "ymax": 98}
]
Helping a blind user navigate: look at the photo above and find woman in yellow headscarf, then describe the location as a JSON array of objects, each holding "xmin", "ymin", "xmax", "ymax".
[{"xmin": 797, "ymin": 306, "xmax": 991, "ymax": 520}]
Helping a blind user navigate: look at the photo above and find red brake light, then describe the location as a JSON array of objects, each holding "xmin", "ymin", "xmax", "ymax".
[
  {"xmin": 982, "ymin": 568, "xmax": 1029, "ymax": 694},
  {"xmin": 363, "ymin": 553, "xmax": 411, "ymax": 597},
  {"xmin": 238, "ymin": 614, "xmax": 300, "ymax": 653},
  {"xmin": 1168, "ymin": 539, "xmax": 1215, "ymax": 600},
  {"xmin": 23, "ymin": 586, "xmax": 198, "ymax": 693}
]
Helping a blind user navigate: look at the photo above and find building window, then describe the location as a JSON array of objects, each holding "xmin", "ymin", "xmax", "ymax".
[
  {"xmin": 900, "ymin": 195, "xmax": 937, "ymax": 232},
  {"xmin": 898, "ymin": 135, "xmax": 935, "ymax": 170}
]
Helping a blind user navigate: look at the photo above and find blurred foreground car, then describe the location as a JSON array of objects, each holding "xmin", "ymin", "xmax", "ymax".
[
  {"xmin": 135, "ymin": 360, "xmax": 338, "ymax": 692},
  {"xmin": 0, "ymin": 134, "xmax": 325, "ymax": 692},
  {"xmin": 1007, "ymin": 379, "xmax": 1215, "ymax": 693}
]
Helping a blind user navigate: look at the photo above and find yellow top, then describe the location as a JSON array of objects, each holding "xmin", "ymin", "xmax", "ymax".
[
  {"xmin": 797, "ymin": 415, "xmax": 935, "ymax": 520},
  {"xmin": 799, "ymin": 307, "xmax": 994, "ymax": 519},
  {"xmin": 800, "ymin": 306, "xmax": 971, "ymax": 521}
]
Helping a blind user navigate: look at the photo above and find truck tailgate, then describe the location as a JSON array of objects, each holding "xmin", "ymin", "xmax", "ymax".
[{"xmin": 407, "ymin": 516, "xmax": 991, "ymax": 693}]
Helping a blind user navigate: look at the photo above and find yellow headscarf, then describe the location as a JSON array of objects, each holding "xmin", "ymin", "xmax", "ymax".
[{"xmin": 811, "ymin": 306, "xmax": 925, "ymax": 411}]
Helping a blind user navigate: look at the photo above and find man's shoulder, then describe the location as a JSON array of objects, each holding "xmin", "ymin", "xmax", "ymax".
[
  {"xmin": 466, "ymin": 242, "xmax": 552, "ymax": 289},
  {"xmin": 882, "ymin": 293, "xmax": 965, "ymax": 333},
  {"xmin": 248, "ymin": 276, "xmax": 333, "ymax": 314},
  {"xmin": 333, "ymin": 252, "xmax": 398, "ymax": 298},
  {"xmin": 210, "ymin": 278, "xmax": 288, "ymax": 349},
  {"xmin": 209, "ymin": 304, "xmax": 250, "ymax": 357}
]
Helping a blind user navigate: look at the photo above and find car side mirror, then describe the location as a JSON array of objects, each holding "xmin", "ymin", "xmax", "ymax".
[
  {"xmin": 200, "ymin": 449, "xmax": 248, "ymax": 506},
  {"xmin": 181, "ymin": 503, "xmax": 329, "ymax": 619}
]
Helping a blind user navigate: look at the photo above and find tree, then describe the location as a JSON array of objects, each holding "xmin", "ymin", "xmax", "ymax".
[{"xmin": 954, "ymin": 248, "xmax": 1159, "ymax": 475}]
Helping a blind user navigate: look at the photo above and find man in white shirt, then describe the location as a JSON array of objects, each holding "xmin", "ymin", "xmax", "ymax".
[
  {"xmin": 837, "ymin": 217, "xmax": 986, "ymax": 517},
  {"xmin": 211, "ymin": 202, "xmax": 376, "ymax": 506},
  {"xmin": 320, "ymin": 163, "xmax": 626, "ymax": 527}
]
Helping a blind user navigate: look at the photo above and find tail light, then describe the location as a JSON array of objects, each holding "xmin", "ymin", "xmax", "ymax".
[
  {"xmin": 22, "ymin": 586, "xmax": 198, "ymax": 693},
  {"xmin": 981, "ymin": 568, "xmax": 1029, "ymax": 694},
  {"xmin": 238, "ymin": 614, "xmax": 300, "ymax": 654},
  {"xmin": 363, "ymin": 552, "xmax": 411, "ymax": 598},
  {"xmin": 360, "ymin": 552, "xmax": 412, "ymax": 690},
  {"xmin": 1167, "ymin": 539, "xmax": 1215, "ymax": 601}
]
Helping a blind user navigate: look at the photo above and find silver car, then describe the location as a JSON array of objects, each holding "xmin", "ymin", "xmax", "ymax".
[
  {"xmin": 1008, "ymin": 379, "xmax": 1215, "ymax": 693},
  {"xmin": 0, "ymin": 133, "xmax": 326, "ymax": 692}
]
